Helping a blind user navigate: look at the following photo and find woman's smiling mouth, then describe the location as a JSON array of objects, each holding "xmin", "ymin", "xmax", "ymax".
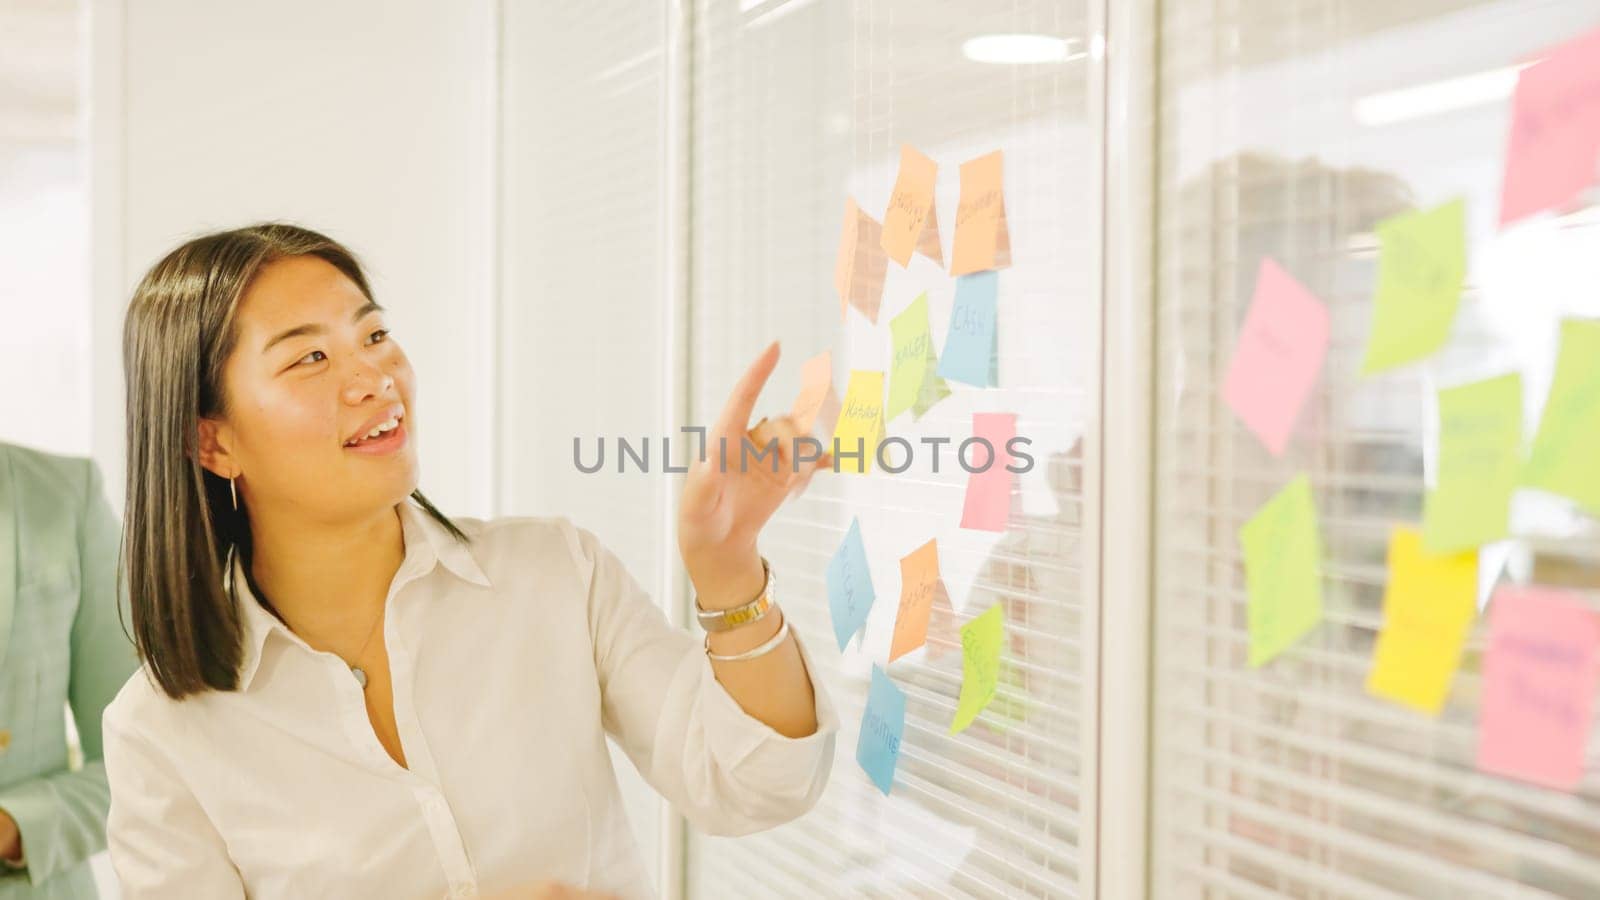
[{"xmin": 343, "ymin": 409, "xmax": 408, "ymax": 455}]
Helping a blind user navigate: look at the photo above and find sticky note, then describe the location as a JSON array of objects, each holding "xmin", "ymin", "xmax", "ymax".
[
  {"xmin": 926, "ymin": 579, "xmax": 959, "ymax": 662},
  {"xmin": 890, "ymin": 539, "xmax": 941, "ymax": 663},
  {"xmin": 881, "ymin": 144, "xmax": 943, "ymax": 267},
  {"xmin": 833, "ymin": 198, "xmax": 889, "ymax": 323},
  {"xmin": 1223, "ymin": 258, "xmax": 1331, "ymax": 456},
  {"xmin": 1477, "ymin": 585, "xmax": 1600, "ymax": 791},
  {"xmin": 1361, "ymin": 199, "xmax": 1467, "ymax": 374},
  {"xmin": 832, "ymin": 370, "xmax": 886, "ymax": 475},
  {"xmin": 1499, "ymin": 27, "xmax": 1600, "ymax": 226},
  {"xmin": 1523, "ymin": 318, "xmax": 1600, "ymax": 514},
  {"xmin": 1239, "ymin": 475, "xmax": 1324, "ymax": 667},
  {"xmin": 960, "ymin": 413, "xmax": 1017, "ymax": 533},
  {"xmin": 950, "ymin": 150, "xmax": 1012, "ymax": 275},
  {"xmin": 792, "ymin": 349, "xmax": 841, "ymax": 439},
  {"xmin": 1423, "ymin": 373, "xmax": 1522, "ymax": 553},
  {"xmin": 857, "ymin": 665, "xmax": 907, "ymax": 795},
  {"xmin": 937, "ymin": 272, "xmax": 1000, "ymax": 388},
  {"xmin": 1365, "ymin": 527, "xmax": 1477, "ymax": 715},
  {"xmin": 951, "ymin": 603, "xmax": 1004, "ymax": 734},
  {"xmin": 888, "ymin": 294, "xmax": 951, "ymax": 422},
  {"xmin": 827, "ymin": 518, "xmax": 875, "ymax": 651}
]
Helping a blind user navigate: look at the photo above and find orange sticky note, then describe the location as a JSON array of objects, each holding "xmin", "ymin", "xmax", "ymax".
[
  {"xmin": 890, "ymin": 539, "xmax": 942, "ymax": 662},
  {"xmin": 1499, "ymin": 26, "xmax": 1600, "ymax": 226},
  {"xmin": 792, "ymin": 349, "xmax": 841, "ymax": 440},
  {"xmin": 960, "ymin": 412, "xmax": 1017, "ymax": 532},
  {"xmin": 833, "ymin": 198, "xmax": 889, "ymax": 323},
  {"xmin": 881, "ymin": 144, "xmax": 943, "ymax": 267},
  {"xmin": 950, "ymin": 150, "xmax": 1012, "ymax": 276}
]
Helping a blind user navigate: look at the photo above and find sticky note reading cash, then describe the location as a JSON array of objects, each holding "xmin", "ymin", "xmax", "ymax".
[
  {"xmin": 937, "ymin": 272, "xmax": 1000, "ymax": 388},
  {"xmin": 960, "ymin": 412, "xmax": 1017, "ymax": 533},
  {"xmin": 1498, "ymin": 26, "xmax": 1600, "ymax": 226},
  {"xmin": 833, "ymin": 198, "xmax": 889, "ymax": 323},
  {"xmin": 1424, "ymin": 373, "xmax": 1522, "ymax": 553},
  {"xmin": 1223, "ymin": 258, "xmax": 1331, "ymax": 456},
  {"xmin": 950, "ymin": 150, "xmax": 1011, "ymax": 276},
  {"xmin": 888, "ymin": 294, "xmax": 951, "ymax": 422},
  {"xmin": 1366, "ymin": 527, "xmax": 1477, "ymax": 715},
  {"xmin": 890, "ymin": 539, "xmax": 941, "ymax": 663},
  {"xmin": 1239, "ymin": 474, "xmax": 1324, "ymax": 667},
  {"xmin": 1523, "ymin": 318, "xmax": 1600, "ymax": 515},
  {"xmin": 827, "ymin": 518, "xmax": 875, "ymax": 651},
  {"xmin": 792, "ymin": 349, "xmax": 841, "ymax": 439},
  {"xmin": 881, "ymin": 144, "xmax": 943, "ymax": 267},
  {"xmin": 857, "ymin": 665, "xmax": 907, "ymax": 796},
  {"xmin": 951, "ymin": 603, "xmax": 1004, "ymax": 735},
  {"xmin": 1361, "ymin": 199, "xmax": 1467, "ymax": 375},
  {"xmin": 832, "ymin": 370, "xmax": 886, "ymax": 475}
]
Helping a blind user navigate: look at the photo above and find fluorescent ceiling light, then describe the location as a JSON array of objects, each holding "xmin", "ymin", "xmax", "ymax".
[
  {"xmin": 962, "ymin": 34, "xmax": 1076, "ymax": 65},
  {"xmin": 1353, "ymin": 63, "xmax": 1532, "ymax": 126}
]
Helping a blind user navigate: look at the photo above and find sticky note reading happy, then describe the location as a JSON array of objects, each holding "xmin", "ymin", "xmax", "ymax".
[
  {"xmin": 937, "ymin": 271, "xmax": 1000, "ymax": 388},
  {"xmin": 951, "ymin": 603, "xmax": 1004, "ymax": 735},
  {"xmin": 1361, "ymin": 198, "xmax": 1467, "ymax": 375},
  {"xmin": 1223, "ymin": 258, "xmax": 1331, "ymax": 456},
  {"xmin": 1366, "ymin": 527, "xmax": 1477, "ymax": 715},
  {"xmin": 1477, "ymin": 585, "xmax": 1600, "ymax": 791},
  {"xmin": 834, "ymin": 198, "xmax": 889, "ymax": 323},
  {"xmin": 1499, "ymin": 26, "xmax": 1600, "ymax": 226},
  {"xmin": 950, "ymin": 150, "xmax": 1011, "ymax": 276},
  {"xmin": 1523, "ymin": 318, "xmax": 1600, "ymax": 515},
  {"xmin": 1424, "ymin": 373, "xmax": 1523, "ymax": 554},
  {"xmin": 888, "ymin": 294, "xmax": 951, "ymax": 422},
  {"xmin": 881, "ymin": 144, "xmax": 943, "ymax": 267},
  {"xmin": 828, "ymin": 517, "xmax": 875, "ymax": 651},
  {"xmin": 1239, "ymin": 475, "xmax": 1324, "ymax": 667},
  {"xmin": 832, "ymin": 370, "xmax": 886, "ymax": 475},
  {"xmin": 857, "ymin": 665, "xmax": 907, "ymax": 796},
  {"xmin": 890, "ymin": 538, "xmax": 941, "ymax": 663}
]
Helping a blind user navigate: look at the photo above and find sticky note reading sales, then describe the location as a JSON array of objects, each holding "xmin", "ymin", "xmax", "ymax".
[
  {"xmin": 792, "ymin": 349, "xmax": 840, "ymax": 439},
  {"xmin": 857, "ymin": 665, "xmax": 907, "ymax": 795},
  {"xmin": 1223, "ymin": 258, "xmax": 1331, "ymax": 456},
  {"xmin": 1361, "ymin": 199, "xmax": 1467, "ymax": 375},
  {"xmin": 1477, "ymin": 585, "xmax": 1600, "ymax": 790},
  {"xmin": 1239, "ymin": 475, "xmax": 1324, "ymax": 667},
  {"xmin": 960, "ymin": 412, "xmax": 1017, "ymax": 533},
  {"xmin": 890, "ymin": 539, "xmax": 941, "ymax": 663},
  {"xmin": 888, "ymin": 294, "xmax": 951, "ymax": 422},
  {"xmin": 950, "ymin": 150, "xmax": 1011, "ymax": 275},
  {"xmin": 951, "ymin": 603, "xmax": 1004, "ymax": 734},
  {"xmin": 881, "ymin": 144, "xmax": 943, "ymax": 267},
  {"xmin": 832, "ymin": 370, "xmax": 886, "ymax": 475},
  {"xmin": 1366, "ymin": 527, "xmax": 1477, "ymax": 715},
  {"xmin": 1524, "ymin": 318, "xmax": 1600, "ymax": 514},
  {"xmin": 937, "ymin": 271, "xmax": 1000, "ymax": 388},
  {"xmin": 833, "ymin": 198, "xmax": 889, "ymax": 323},
  {"xmin": 827, "ymin": 518, "xmax": 875, "ymax": 651},
  {"xmin": 1499, "ymin": 26, "xmax": 1600, "ymax": 226},
  {"xmin": 1424, "ymin": 373, "xmax": 1522, "ymax": 553}
]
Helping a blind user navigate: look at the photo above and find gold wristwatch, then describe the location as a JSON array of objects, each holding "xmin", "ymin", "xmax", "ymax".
[{"xmin": 694, "ymin": 556, "xmax": 775, "ymax": 632}]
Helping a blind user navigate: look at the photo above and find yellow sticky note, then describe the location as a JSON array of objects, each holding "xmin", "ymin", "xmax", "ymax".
[
  {"xmin": 1366, "ymin": 527, "xmax": 1478, "ymax": 715},
  {"xmin": 950, "ymin": 150, "xmax": 1012, "ymax": 276},
  {"xmin": 951, "ymin": 603, "xmax": 1004, "ymax": 735},
  {"xmin": 1360, "ymin": 199, "xmax": 1467, "ymax": 375},
  {"xmin": 888, "ymin": 294, "xmax": 951, "ymax": 422},
  {"xmin": 1239, "ymin": 475, "xmax": 1324, "ymax": 667},
  {"xmin": 1423, "ymin": 373, "xmax": 1522, "ymax": 553},
  {"xmin": 1524, "ymin": 318, "xmax": 1600, "ymax": 514},
  {"xmin": 881, "ymin": 144, "xmax": 943, "ymax": 267},
  {"xmin": 832, "ymin": 370, "xmax": 885, "ymax": 475}
]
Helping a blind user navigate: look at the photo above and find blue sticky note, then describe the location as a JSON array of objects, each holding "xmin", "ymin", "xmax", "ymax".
[
  {"xmin": 856, "ymin": 665, "xmax": 907, "ymax": 796},
  {"xmin": 828, "ymin": 518, "xmax": 875, "ymax": 651},
  {"xmin": 937, "ymin": 271, "xmax": 1000, "ymax": 388}
]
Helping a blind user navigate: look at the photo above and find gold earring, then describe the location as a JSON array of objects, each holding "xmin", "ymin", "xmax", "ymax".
[{"xmin": 230, "ymin": 476, "xmax": 237, "ymax": 512}]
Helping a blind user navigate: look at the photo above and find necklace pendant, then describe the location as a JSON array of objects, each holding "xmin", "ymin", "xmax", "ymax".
[{"xmin": 351, "ymin": 665, "xmax": 368, "ymax": 689}]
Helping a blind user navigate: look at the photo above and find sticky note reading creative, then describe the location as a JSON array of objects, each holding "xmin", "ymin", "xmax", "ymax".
[
  {"xmin": 832, "ymin": 370, "xmax": 886, "ymax": 475},
  {"xmin": 1523, "ymin": 318, "xmax": 1600, "ymax": 515},
  {"xmin": 792, "ymin": 349, "xmax": 841, "ymax": 439},
  {"xmin": 1366, "ymin": 527, "xmax": 1477, "ymax": 715},
  {"xmin": 827, "ymin": 518, "xmax": 875, "ymax": 651},
  {"xmin": 1424, "ymin": 373, "xmax": 1522, "ymax": 554},
  {"xmin": 950, "ymin": 150, "xmax": 1011, "ymax": 276},
  {"xmin": 833, "ymin": 198, "xmax": 889, "ymax": 323},
  {"xmin": 951, "ymin": 603, "xmax": 1004, "ymax": 735},
  {"xmin": 1223, "ymin": 258, "xmax": 1330, "ymax": 456},
  {"xmin": 857, "ymin": 665, "xmax": 907, "ymax": 795},
  {"xmin": 1477, "ymin": 585, "xmax": 1600, "ymax": 791},
  {"xmin": 1361, "ymin": 198, "xmax": 1467, "ymax": 375},
  {"xmin": 1498, "ymin": 26, "xmax": 1600, "ymax": 226},
  {"xmin": 937, "ymin": 271, "xmax": 999, "ymax": 388},
  {"xmin": 881, "ymin": 144, "xmax": 943, "ymax": 267},
  {"xmin": 1239, "ymin": 474, "xmax": 1324, "ymax": 667},
  {"xmin": 890, "ymin": 539, "xmax": 941, "ymax": 663},
  {"xmin": 888, "ymin": 294, "xmax": 951, "ymax": 422},
  {"xmin": 960, "ymin": 412, "xmax": 1017, "ymax": 533}
]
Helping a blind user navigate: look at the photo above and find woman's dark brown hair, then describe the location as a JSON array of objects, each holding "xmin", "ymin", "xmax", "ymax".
[{"xmin": 122, "ymin": 222, "xmax": 464, "ymax": 700}]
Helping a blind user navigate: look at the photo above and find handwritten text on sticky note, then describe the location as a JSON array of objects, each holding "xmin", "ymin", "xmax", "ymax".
[
  {"xmin": 1499, "ymin": 27, "xmax": 1600, "ymax": 226},
  {"xmin": 938, "ymin": 272, "xmax": 1000, "ymax": 388},
  {"xmin": 951, "ymin": 150, "xmax": 1012, "ymax": 275},
  {"xmin": 1366, "ymin": 527, "xmax": 1477, "ymax": 715},
  {"xmin": 1362, "ymin": 198, "xmax": 1467, "ymax": 374},
  {"xmin": 828, "ymin": 518, "xmax": 876, "ymax": 651},
  {"xmin": 1240, "ymin": 474, "xmax": 1324, "ymax": 666},
  {"xmin": 891, "ymin": 539, "xmax": 941, "ymax": 663},
  {"xmin": 1223, "ymin": 258, "xmax": 1331, "ymax": 456},
  {"xmin": 889, "ymin": 294, "xmax": 951, "ymax": 422},
  {"xmin": 1424, "ymin": 373, "xmax": 1522, "ymax": 553},
  {"xmin": 858, "ymin": 665, "xmax": 908, "ymax": 796},
  {"xmin": 881, "ymin": 144, "xmax": 943, "ymax": 267},
  {"xmin": 951, "ymin": 603, "xmax": 1005, "ymax": 734},
  {"xmin": 832, "ymin": 370, "xmax": 886, "ymax": 475}
]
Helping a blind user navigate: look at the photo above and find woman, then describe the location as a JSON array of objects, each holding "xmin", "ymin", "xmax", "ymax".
[
  {"xmin": 101, "ymin": 223, "xmax": 838, "ymax": 899},
  {"xmin": 0, "ymin": 442, "xmax": 137, "ymax": 898}
]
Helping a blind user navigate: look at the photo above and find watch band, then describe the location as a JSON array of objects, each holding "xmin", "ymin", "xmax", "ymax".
[{"xmin": 694, "ymin": 557, "xmax": 775, "ymax": 632}]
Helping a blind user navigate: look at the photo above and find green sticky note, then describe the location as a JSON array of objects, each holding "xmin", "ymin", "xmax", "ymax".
[
  {"xmin": 1239, "ymin": 475, "xmax": 1324, "ymax": 667},
  {"xmin": 1361, "ymin": 199, "xmax": 1467, "ymax": 375},
  {"xmin": 1424, "ymin": 373, "xmax": 1523, "ymax": 553},
  {"xmin": 950, "ymin": 603, "xmax": 1004, "ymax": 735},
  {"xmin": 888, "ymin": 293, "xmax": 952, "ymax": 422},
  {"xmin": 1524, "ymin": 318, "xmax": 1600, "ymax": 514}
]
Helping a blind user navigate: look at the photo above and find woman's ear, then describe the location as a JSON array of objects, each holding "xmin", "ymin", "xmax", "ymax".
[{"xmin": 195, "ymin": 417, "xmax": 239, "ymax": 480}]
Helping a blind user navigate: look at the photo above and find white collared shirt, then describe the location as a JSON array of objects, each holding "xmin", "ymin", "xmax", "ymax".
[{"xmin": 101, "ymin": 501, "xmax": 837, "ymax": 899}]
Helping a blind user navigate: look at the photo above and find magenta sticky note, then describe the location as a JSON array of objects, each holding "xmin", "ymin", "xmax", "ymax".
[
  {"xmin": 1499, "ymin": 26, "xmax": 1600, "ymax": 226},
  {"xmin": 1476, "ymin": 585, "xmax": 1600, "ymax": 791},
  {"xmin": 959, "ymin": 412, "xmax": 1017, "ymax": 532},
  {"xmin": 1222, "ymin": 258, "xmax": 1330, "ymax": 456}
]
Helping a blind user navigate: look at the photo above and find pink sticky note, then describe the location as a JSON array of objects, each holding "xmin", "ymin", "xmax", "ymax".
[
  {"xmin": 1477, "ymin": 585, "xmax": 1600, "ymax": 791},
  {"xmin": 1222, "ymin": 258, "xmax": 1330, "ymax": 456},
  {"xmin": 1499, "ymin": 27, "xmax": 1600, "ymax": 226},
  {"xmin": 960, "ymin": 412, "xmax": 1016, "ymax": 532}
]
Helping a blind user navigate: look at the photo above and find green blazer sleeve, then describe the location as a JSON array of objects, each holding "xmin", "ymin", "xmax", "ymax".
[{"xmin": 0, "ymin": 458, "xmax": 139, "ymax": 886}]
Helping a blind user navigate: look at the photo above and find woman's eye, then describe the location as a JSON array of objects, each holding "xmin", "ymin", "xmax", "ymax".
[
  {"xmin": 367, "ymin": 328, "xmax": 390, "ymax": 345},
  {"xmin": 296, "ymin": 350, "xmax": 327, "ymax": 366}
]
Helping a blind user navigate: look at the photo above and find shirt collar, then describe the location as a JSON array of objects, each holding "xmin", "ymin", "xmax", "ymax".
[{"xmin": 233, "ymin": 500, "xmax": 490, "ymax": 691}]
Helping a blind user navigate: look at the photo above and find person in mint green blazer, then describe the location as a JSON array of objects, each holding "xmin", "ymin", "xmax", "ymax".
[{"xmin": 0, "ymin": 442, "xmax": 138, "ymax": 898}]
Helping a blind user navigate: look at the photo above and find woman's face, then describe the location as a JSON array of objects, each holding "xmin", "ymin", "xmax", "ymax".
[{"xmin": 200, "ymin": 255, "xmax": 419, "ymax": 524}]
